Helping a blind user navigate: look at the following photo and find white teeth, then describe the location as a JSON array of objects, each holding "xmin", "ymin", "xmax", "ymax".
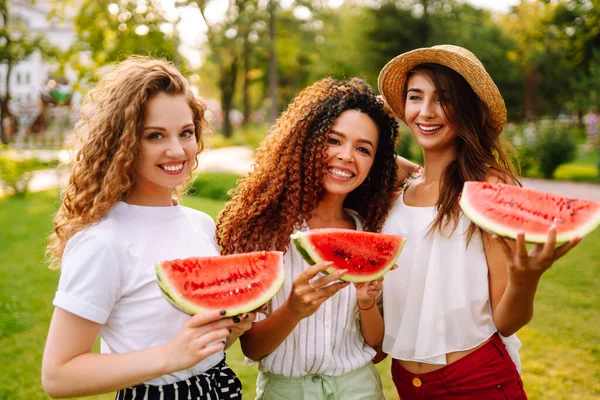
[
  {"xmin": 328, "ymin": 168, "xmax": 354, "ymax": 179},
  {"xmin": 162, "ymin": 163, "xmax": 184, "ymax": 172},
  {"xmin": 419, "ymin": 124, "xmax": 442, "ymax": 131}
]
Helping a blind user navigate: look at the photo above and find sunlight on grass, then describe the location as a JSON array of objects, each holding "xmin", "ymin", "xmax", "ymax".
[{"xmin": 1, "ymin": 191, "xmax": 599, "ymax": 399}]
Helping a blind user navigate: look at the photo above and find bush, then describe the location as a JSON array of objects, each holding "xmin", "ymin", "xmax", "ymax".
[
  {"xmin": 536, "ymin": 125, "xmax": 577, "ymax": 179},
  {"xmin": 209, "ymin": 124, "xmax": 267, "ymax": 150},
  {"xmin": 0, "ymin": 153, "xmax": 38, "ymax": 196},
  {"xmin": 504, "ymin": 122, "xmax": 538, "ymax": 175},
  {"xmin": 189, "ymin": 172, "xmax": 242, "ymax": 200},
  {"xmin": 553, "ymin": 164, "xmax": 599, "ymax": 182}
]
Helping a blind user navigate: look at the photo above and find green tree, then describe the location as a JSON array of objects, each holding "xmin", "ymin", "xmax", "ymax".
[{"xmin": 65, "ymin": 0, "xmax": 182, "ymax": 89}]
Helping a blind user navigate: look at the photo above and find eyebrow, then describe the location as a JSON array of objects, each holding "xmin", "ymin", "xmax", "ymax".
[
  {"xmin": 407, "ymin": 88, "xmax": 446, "ymax": 95},
  {"xmin": 330, "ymin": 130, "xmax": 375, "ymax": 148},
  {"xmin": 143, "ymin": 123, "xmax": 195, "ymax": 131}
]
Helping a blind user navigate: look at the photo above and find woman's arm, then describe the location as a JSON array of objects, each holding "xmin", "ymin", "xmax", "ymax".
[
  {"xmin": 483, "ymin": 174, "xmax": 581, "ymax": 336},
  {"xmin": 240, "ymin": 262, "xmax": 349, "ymax": 361},
  {"xmin": 485, "ymin": 227, "xmax": 580, "ymax": 337},
  {"xmin": 395, "ymin": 156, "xmax": 421, "ymax": 187},
  {"xmin": 42, "ymin": 308, "xmax": 233, "ymax": 399},
  {"xmin": 355, "ymin": 278, "xmax": 385, "ymax": 348}
]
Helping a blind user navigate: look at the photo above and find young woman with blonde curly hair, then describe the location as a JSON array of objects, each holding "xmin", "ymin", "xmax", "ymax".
[
  {"xmin": 217, "ymin": 77, "xmax": 418, "ymax": 399},
  {"xmin": 42, "ymin": 57, "xmax": 254, "ymax": 400}
]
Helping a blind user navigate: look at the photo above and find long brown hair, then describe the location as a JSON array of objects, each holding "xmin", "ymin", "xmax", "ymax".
[
  {"xmin": 217, "ymin": 78, "xmax": 399, "ymax": 255},
  {"xmin": 47, "ymin": 56, "xmax": 207, "ymax": 268},
  {"xmin": 408, "ymin": 64, "xmax": 519, "ymax": 241}
]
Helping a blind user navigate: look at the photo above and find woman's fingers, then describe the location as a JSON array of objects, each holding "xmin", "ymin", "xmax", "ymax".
[
  {"xmin": 310, "ymin": 268, "xmax": 348, "ymax": 290},
  {"xmin": 295, "ymin": 261, "xmax": 335, "ymax": 284},
  {"xmin": 312, "ymin": 281, "xmax": 350, "ymax": 301},
  {"xmin": 187, "ymin": 309, "xmax": 228, "ymax": 329},
  {"xmin": 552, "ymin": 236, "xmax": 581, "ymax": 260}
]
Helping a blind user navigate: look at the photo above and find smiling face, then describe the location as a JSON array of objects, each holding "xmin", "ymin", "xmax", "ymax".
[
  {"xmin": 322, "ymin": 109, "xmax": 379, "ymax": 197},
  {"xmin": 404, "ymin": 71, "xmax": 458, "ymax": 153},
  {"xmin": 130, "ymin": 92, "xmax": 197, "ymax": 204}
]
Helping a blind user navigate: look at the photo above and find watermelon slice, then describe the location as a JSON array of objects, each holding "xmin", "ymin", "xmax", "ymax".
[
  {"xmin": 156, "ymin": 251, "xmax": 284, "ymax": 317},
  {"xmin": 459, "ymin": 181, "xmax": 600, "ymax": 243},
  {"xmin": 291, "ymin": 229, "xmax": 406, "ymax": 282}
]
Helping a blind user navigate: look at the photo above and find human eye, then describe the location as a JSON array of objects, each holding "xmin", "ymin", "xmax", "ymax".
[
  {"xmin": 327, "ymin": 137, "xmax": 340, "ymax": 145},
  {"xmin": 408, "ymin": 94, "xmax": 421, "ymax": 101},
  {"xmin": 147, "ymin": 132, "xmax": 163, "ymax": 140},
  {"xmin": 357, "ymin": 146, "xmax": 371, "ymax": 155},
  {"xmin": 180, "ymin": 129, "xmax": 195, "ymax": 139}
]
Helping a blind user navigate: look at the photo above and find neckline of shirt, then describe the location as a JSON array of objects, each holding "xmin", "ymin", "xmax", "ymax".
[{"xmin": 116, "ymin": 200, "xmax": 183, "ymax": 218}]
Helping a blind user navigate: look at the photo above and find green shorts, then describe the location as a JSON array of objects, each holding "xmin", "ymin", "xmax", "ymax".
[{"xmin": 255, "ymin": 361, "xmax": 384, "ymax": 400}]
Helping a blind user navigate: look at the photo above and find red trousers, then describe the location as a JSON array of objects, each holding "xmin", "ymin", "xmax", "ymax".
[{"xmin": 391, "ymin": 334, "xmax": 528, "ymax": 399}]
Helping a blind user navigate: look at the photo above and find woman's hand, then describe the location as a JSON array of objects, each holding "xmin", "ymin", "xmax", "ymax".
[
  {"xmin": 354, "ymin": 278, "xmax": 383, "ymax": 309},
  {"xmin": 493, "ymin": 225, "xmax": 581, "ymax": 288},
  {"xmin": 162, "ymin": 310, "xmax": 236, "ymax": 373},
  {"xmin": 225, "ymin": 312, "xmax": 257, "ymax": 349},
  {"xmin": 284, "ymin": 261, "xmax": 349, "ymax": 320}
]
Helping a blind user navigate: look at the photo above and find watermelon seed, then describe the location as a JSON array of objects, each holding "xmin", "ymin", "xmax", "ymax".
[
  {"xmin": 229, "ymin": 291, "xmax": 233, "ymax": 296},
  {"xmin": 247, "ymin": 284, "xmax": 252, "ymax": 289},
  {"xmin": 358, "ymin": 265, "xmax": 364, "ymax": 270},
  {"xmin": 235, "ymin": 288, "xmax": 240, "ymax": 293}
]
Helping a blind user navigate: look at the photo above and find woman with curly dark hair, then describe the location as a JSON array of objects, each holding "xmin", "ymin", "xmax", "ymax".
[{"xmin": 216, "ymin": 77, "xmax": 417, "ymax": 399}]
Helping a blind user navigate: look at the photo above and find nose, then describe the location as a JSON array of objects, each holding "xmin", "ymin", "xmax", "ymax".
[
  {"xmin": 165, "ymin": 136, "xmax": 185, "ymax": 158},
  {"xmin": 337, "ymin": 144, "xmax": 354, "ymax": 162},
  {"xmin": 419, "ymin": 99, "xmax": 436, "ymax": 119}
]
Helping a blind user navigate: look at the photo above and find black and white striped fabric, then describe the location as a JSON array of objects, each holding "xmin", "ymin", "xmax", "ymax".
[{"xmin": 115, "ymin": 359, "xmax": 242, "ymax": 400}]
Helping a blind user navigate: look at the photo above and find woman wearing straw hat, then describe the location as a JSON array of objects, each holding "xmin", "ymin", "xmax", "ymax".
[{"xmin": 374, "ymin": 45, "xmax": 581, "ymax": 399}]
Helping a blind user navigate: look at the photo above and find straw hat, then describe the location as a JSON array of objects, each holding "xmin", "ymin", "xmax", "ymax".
[{"xmin": 377, "ymin": 44, "xmax": 506, "ymax": 137}]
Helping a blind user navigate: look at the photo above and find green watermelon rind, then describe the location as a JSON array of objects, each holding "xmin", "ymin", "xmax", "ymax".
[
  {"xmin": 290, "ymin": 231, "xmax": 405, "ymax": 283},
  {"xmin": 459, "ymin": 182, "xmax": 600, "ymax": 244},
  {"xmin": 155, "ymin": 252, "xmax": 285, "ymax": 317}
]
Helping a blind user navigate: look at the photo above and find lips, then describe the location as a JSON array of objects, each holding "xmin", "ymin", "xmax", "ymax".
[
  {"xmin": 158, "ymin": 161, "xmax": 185, "ymax": 173},
  {"xmin": 416, "ymin": 124, "xmax": 443, "ymax": 134},
  {"xmin": 327, "ymin": 166, "xmax": 355, "ymax": 180}
]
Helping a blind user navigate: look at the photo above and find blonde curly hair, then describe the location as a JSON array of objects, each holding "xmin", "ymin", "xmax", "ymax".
[
  {"xmin": 217, "ymin": 77, "xmax": 399, "ymax": 255},
  {"xmin": 47, "ymin": 56, "xmax": 207, "ymax": 269}
]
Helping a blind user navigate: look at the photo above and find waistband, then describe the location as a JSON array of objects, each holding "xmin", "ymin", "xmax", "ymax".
[
  {"xmin": 392, "ymin": 333, "xmax": 511, "ymax": 383},
  {"xmin": 261, "ymin": 360, "xmax": 376, "ymax": 384}
]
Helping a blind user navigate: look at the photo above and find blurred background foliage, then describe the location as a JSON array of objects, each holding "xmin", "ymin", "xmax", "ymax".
[{"xmin": 1, "ymin": 0, "xmax": 599, "ymax": 188}]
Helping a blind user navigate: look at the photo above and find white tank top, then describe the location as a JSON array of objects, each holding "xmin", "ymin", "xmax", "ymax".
[{"xmin": 381, "ymin": 190, "xmax": 522, "ymax": 371}]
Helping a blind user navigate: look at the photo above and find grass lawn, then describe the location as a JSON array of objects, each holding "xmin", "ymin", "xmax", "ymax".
[{"xmin": 1, "ymin": 191, "xmax": 599, "ymax": 399}]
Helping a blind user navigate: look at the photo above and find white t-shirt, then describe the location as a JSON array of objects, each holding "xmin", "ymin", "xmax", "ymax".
[
  {"xmin": 53, "ymin": 201, "xmax": 224, "ymax": 385},
  {"xmin": 255, "ymin": 209, "xmax": 378, "ymax": 377},
  {"xmin": 381, "ymin": 191, "xmax": 522, "ymax": 371}
]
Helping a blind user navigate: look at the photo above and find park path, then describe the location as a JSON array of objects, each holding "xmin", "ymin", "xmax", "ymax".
[{"xmin": 26, "ymin": 146, "xmax": 600, "ymax": 201}]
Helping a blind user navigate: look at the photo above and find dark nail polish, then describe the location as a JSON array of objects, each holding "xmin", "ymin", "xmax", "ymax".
[
  {"xmin": 244, "ymin": 314, "xmax": 249, "ymax": 319},
  {"xmin": 233, "ymin": 317, "xmax": 241, "ymax": 323},
  {"xmin": 220, "ymin": 310, "xmax": 227, "ymax": 316}
]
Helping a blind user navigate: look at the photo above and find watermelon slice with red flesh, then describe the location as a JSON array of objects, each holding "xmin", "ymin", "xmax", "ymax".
[
  {"xmin": 290, "ymin": 229, "xmax": 406, "ymax": 282},
  {"xmin": 156, "ymin": 251, "xmax": 284, "ymax": 317},
  {"xmin": 459, "ymin": 181, "xmax": 600, "ymax": 243}
]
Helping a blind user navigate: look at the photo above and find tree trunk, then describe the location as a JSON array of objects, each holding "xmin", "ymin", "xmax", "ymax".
[
  {"xmin": 0, "ymin": 1, "xmax": 12, "ymax": 145},
  {"xmin": 242, "ymin": 34, "xmax": 251, "ymax": 127},
  {"xmin": 220, "ymin": 57, "xmax": 238, "ymax": 139},
  {"xmin": 268, "ymin": 0, "xmax": 279, "ymax": 123},
  {"xmin": 524, "ymin": 66, "xmax": 539, "ymax": 121}
]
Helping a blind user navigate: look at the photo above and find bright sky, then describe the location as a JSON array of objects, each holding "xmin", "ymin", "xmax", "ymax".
[{"xmin": 170, "ymin": 0, "xmax": 522, "ymax": 68}]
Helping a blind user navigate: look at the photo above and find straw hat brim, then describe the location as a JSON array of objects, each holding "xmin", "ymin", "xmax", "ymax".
[{"xmin": 377, "ymin": 45, "xmax": 506, "ymax": 137}]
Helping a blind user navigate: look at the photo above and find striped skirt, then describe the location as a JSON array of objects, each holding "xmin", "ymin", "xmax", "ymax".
[{"xmin": 115, "ymin": 358, "xmax": 242, "ymax": 400}]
